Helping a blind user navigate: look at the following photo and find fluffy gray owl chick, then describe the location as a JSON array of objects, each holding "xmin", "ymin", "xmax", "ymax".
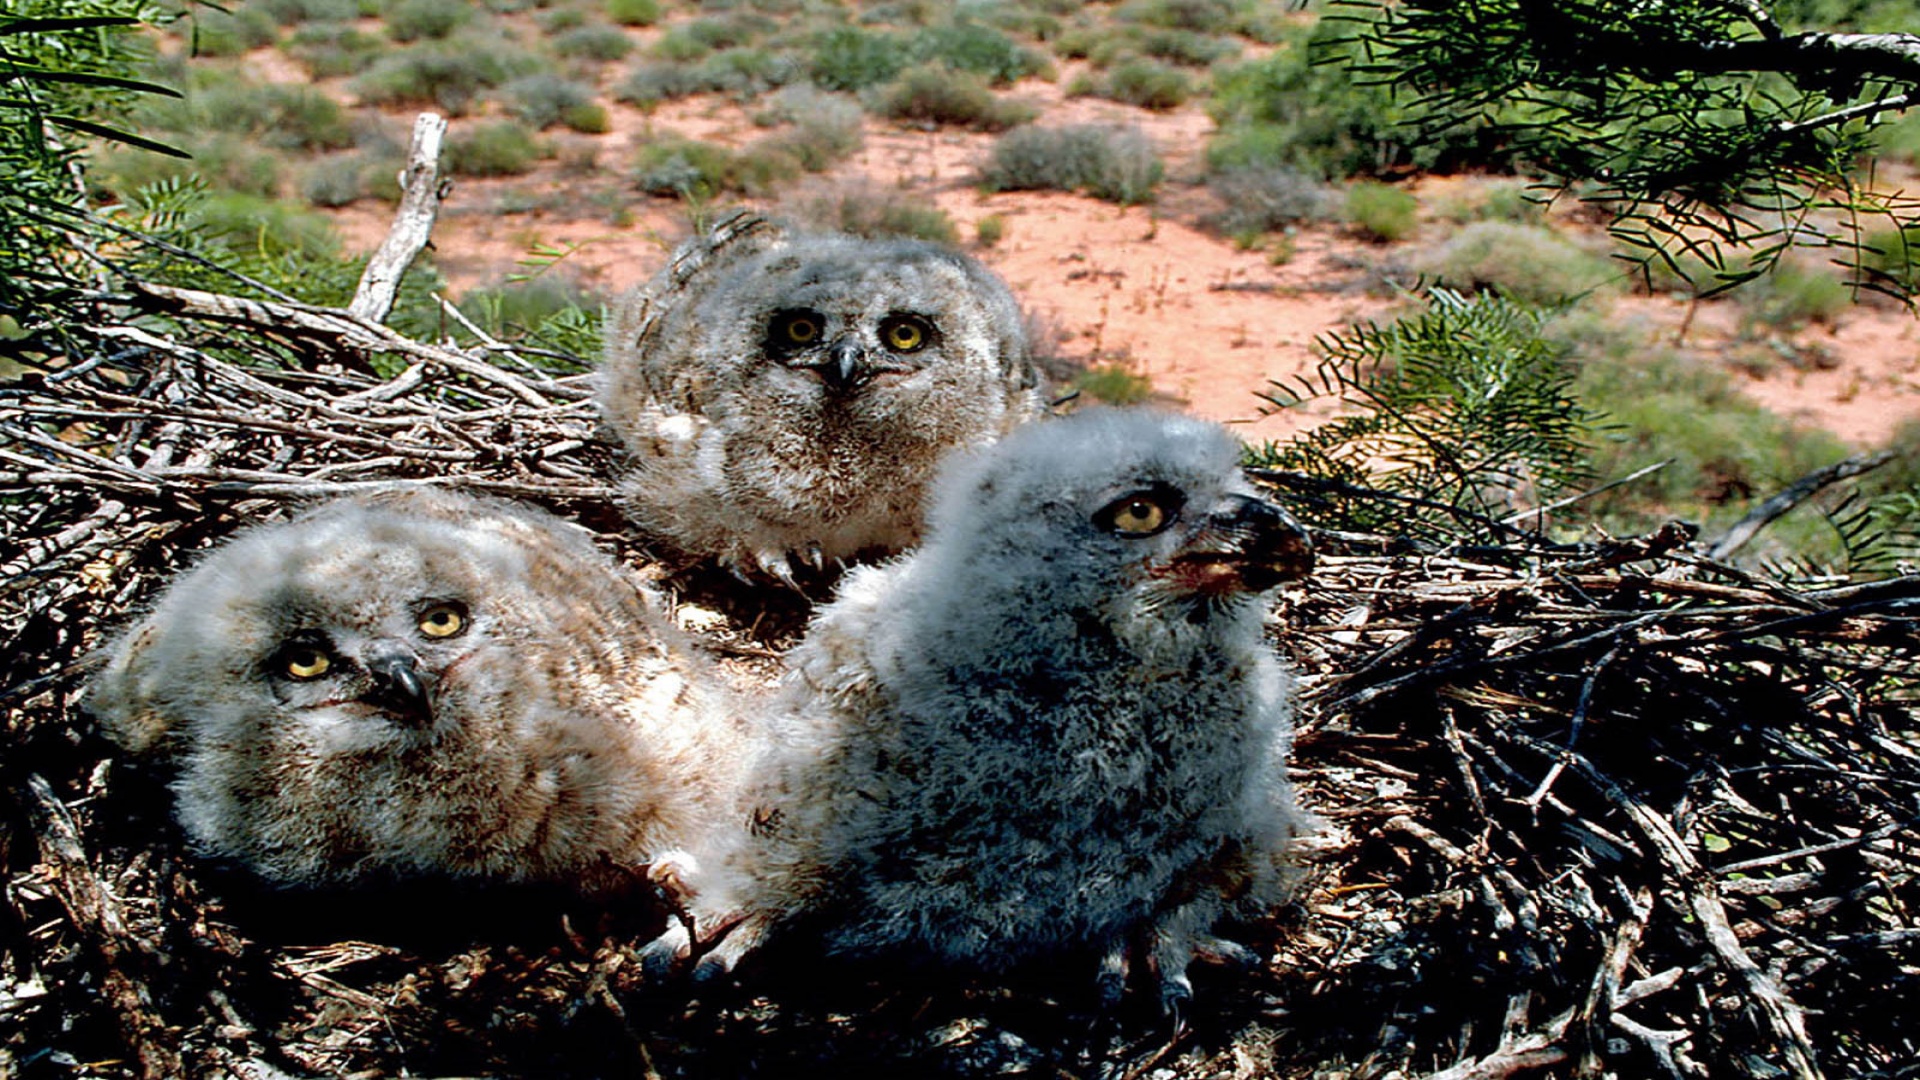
[
  {"xmin": 600, "ymin": 213, "xmax": 1043, "ymax": 585},
  {"xmin": 656, "ymin": 408, "xmax": 1315, "ymax": 1011},
  {"xmin": 87, "ymin": 488, "xmax": 748, "ymax": 893}
]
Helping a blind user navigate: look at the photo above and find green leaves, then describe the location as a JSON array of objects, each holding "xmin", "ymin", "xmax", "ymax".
[{"xmin": 1250, "ymin": 288, "xmax": 1600, "ymax": 543}]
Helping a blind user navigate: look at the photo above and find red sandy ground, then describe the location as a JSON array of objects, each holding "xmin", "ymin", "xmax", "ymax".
[{"xmin": 250, "ymin": 36, "xmax": 1920, "ymax": 450}]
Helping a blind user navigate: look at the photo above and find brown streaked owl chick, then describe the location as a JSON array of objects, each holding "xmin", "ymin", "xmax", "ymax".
[
  {"xmin": 654, "ymin": 408, "xmax": 1316, "ymax": 1014},
  {"xmin": 87, "ymin": 487, "xmax": 748, "ymax": 893},
  {"xmin": 599, "ymin": 212, "xmax": 1043, "ymax": 585}
]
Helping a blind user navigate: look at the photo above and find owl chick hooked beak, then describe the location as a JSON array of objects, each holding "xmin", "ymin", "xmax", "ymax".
[
  {"xmin": 362, "ymin": 642, "xmax": 433, "ymax": 725},
  {"xmin": 1154, "ymin": 492, "xmax": 1315, "ymax": 598}
]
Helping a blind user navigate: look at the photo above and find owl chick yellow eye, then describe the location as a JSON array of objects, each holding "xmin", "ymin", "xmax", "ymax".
[
  {"xmin": 284, "ymin": 650, "xmax": 330, "ymax": 680},
  {"xmin": 1097, "ymin": 491, "xmax": 1173, "ymax": 536},
  {"xmin": 418, "ymin": 605, "xmax": 466, "ymax": 638},
  {"xmin": 781, "ymin": 314, "xmax": 820, "ymax": 344},
  {"xmin": 882, "ymin": 318, "xmax": 927, "ymax": 352}
]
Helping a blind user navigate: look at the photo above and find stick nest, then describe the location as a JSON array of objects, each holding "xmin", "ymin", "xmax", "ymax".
[{"xmin": 3, "ymin": 288, "xmax": 1916, "ymax": 1080}]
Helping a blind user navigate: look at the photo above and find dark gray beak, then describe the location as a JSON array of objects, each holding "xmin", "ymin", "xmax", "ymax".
[
  {"xmin": 364, "ymin": 645, "xmax": 432, "ymax": 725},
  {"xmin": 822, "ymin": 335, "xmax": 869, "ymax": 391},
  {"xmin": 1215, "ymin": 494, "xmax": 1314, "ymax": 589}
]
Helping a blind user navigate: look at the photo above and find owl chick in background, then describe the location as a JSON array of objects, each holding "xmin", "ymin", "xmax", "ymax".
[
  {"xmin": 599, "ymin": 212, "xmax": 1043, "ymax": 586},
  {"xmin": 650, "ymin": 409, "xmax": 1316, "ymax": 1014},
  {"xmin": 87, "ymin": 487, "xmax": 749, "ymax": 895}
]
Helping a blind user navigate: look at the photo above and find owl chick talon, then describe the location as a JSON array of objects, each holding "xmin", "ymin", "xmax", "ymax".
[
  {"xmin": 1193, "ymin": 935, "xmax": 1259, "ymax": 972},
  {"xmin": 1160, "ymin": 976, "xmax": 1193, "ymax": 1038},
  {"xmin": 1096, "ymin": 945, "xmax": 1129, "ymax": 1011}
]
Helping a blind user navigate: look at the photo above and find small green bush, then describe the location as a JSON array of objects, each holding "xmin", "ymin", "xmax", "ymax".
[
  {"xmin": 976, "ymin": 213, "xmax": 1006, "ymax": 247},
  {"xmin": 654, "ymin": 15, "xmax": 767, "ymax": 61},
  {"xmin": 535, "ymin": 7, "xmax": 587, "ymax": 32},
  {"xmin": 446, "ymin": 120, "xmax": 546, "ymax": 177},
  {"xmin": 195, "ymin": 193, "xmax": 343, "ymax": 260},
  {"xmin": 810, "ymin": 26, "xmax": 907, "ymax": 91},
  {"xmin": 981, "ymin": 124, "xmax": 1164, "ymax": 204},
  {"xmin": 385, "ymin": 0, "xmax": 472, "ymax": 42},
  {"xmin": 909, "ymin": 21, "xmax": 1051, "ymax": 85},
  {"xmin": 353, "ymin": 41, "xmax": 536, "ymax": 114},
  {"xmin": 504, "ymin": 74, "xmax": 597, "ymax": 129},
  {"xmin": 457, "ymin": 275, "xmax": 604, "ymax": 347},
  {"xmin": 1738, "ymin": 258, "xmax": 1852, "ymax": 331},
  {"xmin": 1417, "ymin": 221, "xmax": 1617, "ymax": 304},
  {"xmin": 790, "ymin": 185, "xmax": 960, "ymax": 244},
  {"xmin": 299, "ymin": 154, "xmax": 380, "ymax": 207},
  {"xmin": 1094, "ymin": 58, "xmax": 1192, "ymax": 110},
  {"xmin": 753, "ymin": 87, "xmax": 864, "ymax": 170},
  {"xmin": 633, "ymin": 136, "xmax": 735, "ymax": 198},
  {"xmin": 1208, "ymin": 165, "xmax": 1334, "ymax": 234},
  {"xmin": 1861, "ymin": 223, "xmax": 1920, "ymax": 294},
  {"xmin": 1345, "ymin": 181, "xmax": 1417, "ymax": 242},
  {"xmin": 259, "ymin": 0, "xmax": 360, "ymax": 24},
  {"xmin": 562, "ymin": 103, "xmax": 611, "ymax": 135},
  {"xmin": 605, "ymin": 0, "xmax": 660, "ymax": 26},
  {"xmin": 553, "ymin": 24, "xmax": 633, "ymax": 62},
  {"xmin": 876, "ymin": 68, "xmax": 1036, "ymax": 131},
  {"xmin": 287, "ymin": 24, "xmax": 388, "ymax": 76},
  {"xmin": 181, "ymin": 6, "xmax": 279, "ymax": 56},
  {"xmin": 1074, "ymin": 363, "xmax": 1156, "ymax": 405},
  {"xmin": 91, "ymin": 135, "xmax": 285, "ymax": 201},
  {"xmin": 1117, "ymin": 0, "xmax": 1238, "ymax": 33}
]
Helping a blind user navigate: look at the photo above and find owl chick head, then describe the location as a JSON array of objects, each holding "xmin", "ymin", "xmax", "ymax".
[
  {"xmin": 686, "ymin": 234, "xmax": 1031, "ymax": 415},
  {"xmin": 924, "ymin": 408, "xmax": 1313, "ymax": 614},
  {"xmin": 87, "ymin": 487, "xmax": 670, "ymax": 886}
]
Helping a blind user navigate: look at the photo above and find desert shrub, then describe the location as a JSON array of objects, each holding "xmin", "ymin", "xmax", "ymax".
[
  {"xmin": 1430, "ymin": 179, "xmax": 1547, "ymax": 226},
  {"xmin": 562, "ymin": 103, "xmax": 611, "ymax": 135},
  {"xmin": 654, "ymin": 15, "xmax": 768, "ymax": 61},
  {"xmin": 446, "ymin": 120, "xmax": 545, "ymax": 176},
  {"xmin": 1416, "ymin": 221, "xmax": 1615, "ymax": 303},
  {"xmin": 535, "ymin": 7, "xmax": 586, "ymax": 32},
  {"xmin": 633, "ymin": 135, "xmax": 735, "ymax": 198},
  {"xmin": 286, "ymin": 23, "xmax": 389, "ymax": 76},
  {"xmin": 91, "ymin": 135, "xmax": 284, "ymax": 201},
  {"xmin": 353, "ymin": 41, "xmax": 537, "ymax": 114},
  {"xmin": 136, "ymin": 75, "xmax": 355, "ymax": 153},
  {"xmin": 810, "ymin": 26, "xmax": 907, "ymax": 91},
  {"xmin": 298, "ymin": 152, "xmax": 401, "ymax": 206},
  {"xmin": 787, "ymin": 182, "xmax": 958, "ymax": 243},
  {"xmin": 504, "ymin": 74, "xmax": 597, "ymax": 129},
  {"xmin": 909, "ymin": 21, "xmax": 1051, "ymax": 85},
  {"xmin": 180, "ymin": 5, "xmax": 279, "ymax": 56},
  {"xmin": 730, "ymin": 143, "xmax": 806, "ymax": 197},
  {"xmin": 1345, "ymin": 181, "xmax": 1417, "ymax": 242},
  {"xmin": 975, "ymin": 213, "xmax": 1006, "ymax": 247},
  {"xmin": 1208, "ymin": 165, "xmax": 1336, "ymax": 234},
  {"xmin": 615, "ymin": 61, "xmax": 708, "ymax": 105},
  {"xmin": 605, "ymin": 0, "xmax": 660, "ymax": 26},
  {"xmin": 1860, "ymin": 222, "xmax": 1920, "ymax": 294},
  {"xmin": 193, "ymin": 192, "xmax": 343, "ymax": 260},
  {"xmin": 1570, "ymin": 329, "xmax": 1853, "ymax": 550},
  {"xmin": 553, "ymin": 24, "xmax": 633, "ymax": 62},
  {"xmin": 456, "ymin": 275, "xmax": 604, "ymax": 347},
  {"xmin": 258, "ymin": 0, "xmax": 359, "ymax": 24},
  {"xmin": 753, "ymin": 87, "xmax": 864, "ymax": 170},
  {"xmin": 617, "ymin": 48, "xmax": 800, "ymax": 105},
  {"xmin": 1738, "ymin": 258, "xmax": 1852, "ymax": 331},
  {"xmin": 981, "ymin": 124, "xmax": 1164, "ymax": 204},
  {"xmin": 877, "ymin": 68, "xmax": 1036, "ymax": 131},
  {"xmin": 1117, "ymin": 0, "xmax": 1238, "ymax": 33},
  {"xmin": 384, "ymin": 0, "xmax": 472, "ymax": 42},
  {"xmin": 1074, "ymin": 58, "xmax": 1191, "ymax": 110},
  {"xmin": 1074, "ymin": 363, "xmax": 1155, "ymax": 404}
]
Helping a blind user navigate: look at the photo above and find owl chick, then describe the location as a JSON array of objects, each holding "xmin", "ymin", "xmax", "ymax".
[
  {"xmin": 599, "ymin": 213, "xmax": 1043, "ymax": 585},
  {"xmin": 87, "ymin": 487, "xmax": 748, "ymax": 894},
  {"xmin": 655, "ymin": 409, "xmax": 1315, "ymax": 1013}
]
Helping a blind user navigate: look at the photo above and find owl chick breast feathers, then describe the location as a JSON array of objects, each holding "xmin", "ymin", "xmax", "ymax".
[
  {"xmin": 87, "ymin": 487, "xmax": 749, "ymax": 893},
  {"xmin": 600, "ymin": 216, "xmax": 1043, "ymax": 582},
  {"xmin": 664, "ymin": 408, "xmax": 1315, "ymax": 1007}
]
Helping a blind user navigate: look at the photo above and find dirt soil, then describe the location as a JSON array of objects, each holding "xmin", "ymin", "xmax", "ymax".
[{"xmin": 279, "ymin": 46, "xmax": 1920, "ymax": 449}]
